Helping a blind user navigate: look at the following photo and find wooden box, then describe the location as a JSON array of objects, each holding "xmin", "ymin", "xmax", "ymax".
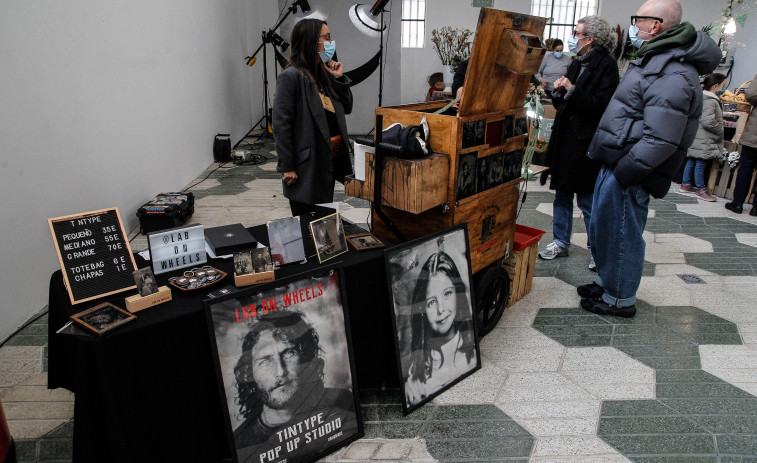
[
  {"xmin": 502, "ymin": 242, "xmax": 538, "ymax": 306},
  {"xmin": 344, "ymin": 152, "xmax": 449, "ymax": 214},
  {"xmin": 497, "ymin": 30, "xmax": 546, "ymax": 74}
]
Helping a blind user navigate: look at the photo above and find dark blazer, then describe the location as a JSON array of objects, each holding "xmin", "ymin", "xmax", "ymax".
[
  {"xmin": 273, "ymin": 66, "xmax": 353, "ymax": 205},
  {"xmin": 545, "ymin": 50, "xmax": 619, "ymax": 194}
]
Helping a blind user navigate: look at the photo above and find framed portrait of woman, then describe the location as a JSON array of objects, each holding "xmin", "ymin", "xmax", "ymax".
[{"xmin": 384, "ymin": 224, "xmax": 481, "ymax": 414}]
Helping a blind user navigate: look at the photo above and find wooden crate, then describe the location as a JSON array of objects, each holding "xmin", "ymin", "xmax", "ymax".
[
  {"xmin": 344, "ymin": 152, "xmax": 449, "ymax": 214},
  {"xmin": 502, "ymin": 242, "xmax": 538, "ymax": 306},
  {"xmin": 708, "ymin": 160, "xmax": 757, "ymax": 202}
]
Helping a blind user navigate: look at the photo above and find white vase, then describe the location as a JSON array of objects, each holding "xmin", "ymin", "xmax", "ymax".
[{"xmin": 442, "ymin": 65, "xmax": 454, "ymax": 93}]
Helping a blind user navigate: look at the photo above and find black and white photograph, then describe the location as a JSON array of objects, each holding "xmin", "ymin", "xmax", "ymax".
[
  {"xmin": 309, "ymin": 213, "xmax": 348, "ymax": 264},
  {"xmin": 384, "ymin": 225, "xmax": 480, "ymax": 414},
  {"xmin": 514, "ymin": 116, "xmax": 528, "ymax": 136},
  {"xmin": 346, "ymin": 233, "xmax": 384, "ymax": 251},
  {"xmin": 267, "ymin": 217, "xmax": 306, "ymax": 266},
  {"xmin": 456, "ymin": 152, "xmax": 477, "ymax": 201},
  {"xmin": 205, "ymin": 267, "xmax": 363, "ymax": 463},
  {"xmin": 504, "ymin": 149, "xmax": 524, "ymax": 183},
  {"xmin": 251, "ymin": 247, "xmax": 274, "ymax": 273},
  {"xmin": 486, "ymin": 151, "xmax": 504, "ymax": 189},
  {"xmin": 133, "ymin": 267, "xmax": 159, "ymax": 297},
  {"xmin": 72, "ymin": 302, "xmax": 136, "ymax": 336},
  {"xmin": 475, "ymin": 155, "xmax": 489, "ymax": 194},
  {"xmin": 461, "ymin": 119, "xmax": 486, "ymax": 149},
  {"xmin": 503, "ymin": 114, "xmax": 515, "ymax": 139},
  {"xmin": 234, "ymin": 251, "xmax": 253, "ymax": 276}
]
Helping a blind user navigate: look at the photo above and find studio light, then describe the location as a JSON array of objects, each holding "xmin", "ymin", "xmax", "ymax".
[
  {"xmin": 724, "ymin": 16, "xmax": 737, "ymax": 35},
  {"xmin": 349, "ymin": 0, "xmax": 390, "ymax": 38}
]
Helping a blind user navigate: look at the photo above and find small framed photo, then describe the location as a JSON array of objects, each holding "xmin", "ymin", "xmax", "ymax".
[
  {"xmin": 251, "ymin": 247, "xmax": 274, "ymax": 273},
  {"xmin": 267, "ymin": 217, "xmax": 307, "ymax": 266},
  {"xmin": 71, "ymin": 302, "xmax": 136, "ymax": 336},
  {"xmin": 346, "ymin": 233, "xmax": 384, "ymax": 251},
  {"xmin": 456, "ymin": 152, "xmax": 477, "ymax": 201},
  {"xmin": 133, "ymin": 267, "xmax": 159, "ymax": 297},
  {"xmin": 309, "ymin": 213, "xmax": 348, "ymax": 263},
  {"xmin": 234, "ymin": 251, "xmax": 253, "ymax": 276}
]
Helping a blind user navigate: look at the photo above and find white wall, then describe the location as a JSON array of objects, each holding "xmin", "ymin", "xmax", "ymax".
[
  {"xmin": 276, "ymin": 0, "xmax": 403, "ymax": 134},
  {"xmin": 0, "ymin": 0, "xmax": 277, "ymax": 342},
  {"xmin": 401, "ymin": 0, "xmax": 531, "ymax": 105}
]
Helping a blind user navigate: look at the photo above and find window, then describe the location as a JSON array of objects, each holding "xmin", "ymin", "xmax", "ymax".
[
  {"xmin": 531, "ymin": 0, "xmax": 599, "ymax": 47},
  {"xmin": 402, "ymin": 0, "xmax": 426, "ymax": 48}
]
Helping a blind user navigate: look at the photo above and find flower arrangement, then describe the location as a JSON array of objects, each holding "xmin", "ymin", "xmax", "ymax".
[{"xmin": 430, "ymin": 27, "xmax": 473, "ymax": 67}]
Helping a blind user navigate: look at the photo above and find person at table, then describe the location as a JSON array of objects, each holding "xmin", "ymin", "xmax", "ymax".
[
  {"xmin": 725, "ymin": 72, "xmax": 757, "ymax": 216},
  {"xmin": 535, "ymin": 39, "xmax": 571, "ymax": 94},
  {"xmin": 233, "ymin": 311, "xmax": 357, "ymax": 463},
  {"xmin": 273, "ymin": 18, "xmax": 354, "ymax": 217},
  {"xmin": 404, "ymin": 252, "xmax": 477, "ymax": 407}
]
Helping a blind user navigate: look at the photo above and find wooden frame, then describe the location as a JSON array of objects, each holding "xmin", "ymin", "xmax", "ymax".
[
  {"xmin": 71, "ymin": 302, "xmax": 136, "ymax": 336},
  {"xmin": 48, "ymin": 207, "xmax": 138, "ymax": 305},
  {"xmin": 309, "ymin": 213, "xmax": 348, "ymax": 263},
  {"xmin": 346, "ymin": 233, "xmax": 384, "ymax": 251},
  {"xmin": 384, "ymin": 224, "xmax": 481, "ymax": 415},
  {"xmin": 205, "ymin": 265, "xmax": 363, "ymax": 463}
]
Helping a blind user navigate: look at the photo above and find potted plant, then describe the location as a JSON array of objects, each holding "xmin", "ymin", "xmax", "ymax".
[{"xmin": 430, "ymin": 27, "xmax": 473, "ymax": 92}]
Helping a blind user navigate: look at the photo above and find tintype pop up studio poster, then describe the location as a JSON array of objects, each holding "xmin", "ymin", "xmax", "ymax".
[
  {"xmin": 385, "ymin": 225, "xmax": 481, "ymax": 414},
  {"xmin": 205, "ymin": 266, "xmax": 362, "ymax": 463}
]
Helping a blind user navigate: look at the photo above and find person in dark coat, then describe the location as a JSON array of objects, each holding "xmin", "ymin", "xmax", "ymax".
[
  {"xmin": 273, "ymin": 19, "xmax": 354, "ymax": 216},
  {"xmin": 537, "ymin": 15, "xmax": 619, "ymax": 269},
  {"xmin": 578, "ymin": 0, "xmax": 721, "ymax": 318}
]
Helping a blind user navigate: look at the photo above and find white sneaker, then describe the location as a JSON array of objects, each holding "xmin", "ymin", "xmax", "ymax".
[
  {"xmin": 538, "ymin": 242, "xmax": 569, "ymax": 260},
  {"xmin": 589, "ymin": 256, "xmax": 596, "ymax": 271}
]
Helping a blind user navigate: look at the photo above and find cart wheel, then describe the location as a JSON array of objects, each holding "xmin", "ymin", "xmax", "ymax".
[{"xmin": 474, "ymin": 266, "xmax": 510, "ymax": 337}]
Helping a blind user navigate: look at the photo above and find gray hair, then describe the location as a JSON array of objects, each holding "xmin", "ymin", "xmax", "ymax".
[{"xmin": 578, "ymin": 15, "xmax": 617, "ymax": 54}]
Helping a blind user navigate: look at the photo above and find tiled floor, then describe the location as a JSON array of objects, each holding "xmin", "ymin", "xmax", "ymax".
[{"xmin": 2, "ymin": 135, "xmax": 757, "ymax": 462}]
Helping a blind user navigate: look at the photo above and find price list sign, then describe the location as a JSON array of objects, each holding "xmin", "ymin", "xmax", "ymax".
[{"xmin": 48, "ymin": 208, "xmax": 137, "ymax": 304}]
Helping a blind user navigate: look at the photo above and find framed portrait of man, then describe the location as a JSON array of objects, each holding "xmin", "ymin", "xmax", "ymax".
[
  {"xmin": 205, "ymin": 265, "xmax": 363, "ymax": 463},
  {"xmin": 384, "ymin": 225, "xmax": 481, "ymax": 415}
]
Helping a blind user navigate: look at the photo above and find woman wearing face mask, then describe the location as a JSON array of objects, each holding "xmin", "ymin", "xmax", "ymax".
[
  {"xmin": 404, "ymin": 252, "xmax": 477, "ymax": 406},
  {"xmin": 273, "ymin": 19, "xmax": 353, "ymax": 216},
  {"xmin": 535, "ymin": 39, "xmax": 571, "ymax": 94},
  {"xmin": 680, "ymin": 73, "xmax": 727, "ymax": 202},
  {"xmin": 537, "ymin": 16, "xmax": 619, "ymax": 270}
]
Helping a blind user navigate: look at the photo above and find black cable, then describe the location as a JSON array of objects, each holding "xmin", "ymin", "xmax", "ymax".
[{"xmin": 183, "ymin": 162, "xmax": 231, "ymax": 192}]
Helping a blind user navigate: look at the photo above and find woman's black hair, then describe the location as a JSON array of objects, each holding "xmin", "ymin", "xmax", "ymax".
[
  {"xmin": 702, "ymin": 73, "xmax": 727, "ymax": 91},
  {"xmin": 552, "ymin": 39, "xmax": 564, "ymax": 50},
  {"xmin": 288, "ymin": 18, "xmax": 338, "ymax": 100},
  {"xmin": 408, "ymin": 252, "xmax": 475, "ymax": 384}
]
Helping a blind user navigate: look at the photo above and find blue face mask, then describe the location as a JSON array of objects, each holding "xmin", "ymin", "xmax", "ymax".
[
  {"xmin": 567, "ymin": 36, "xmax": 584, "ymax": 54},
  {"xmin": 554, "ymin": 51, "xmax": 564, "ymax": 59},
  {"xmin": 319, "ymin": 40, "xmax": 335, "ymax": 63}
]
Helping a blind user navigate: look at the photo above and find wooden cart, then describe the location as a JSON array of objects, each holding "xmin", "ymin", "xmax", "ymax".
[{"xmin": 345, "ymin": 8, "xmax": 547, "ymax": 335}]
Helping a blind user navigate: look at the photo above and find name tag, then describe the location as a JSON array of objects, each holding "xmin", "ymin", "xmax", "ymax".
[{"xmin": 319, "ymin": 92, "xmax": 335, "ymax": 113}]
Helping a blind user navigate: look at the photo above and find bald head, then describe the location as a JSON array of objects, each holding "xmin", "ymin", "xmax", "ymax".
[{"xmin": 637, "ymin": 0, "xmax": 682, "ymax": 31}]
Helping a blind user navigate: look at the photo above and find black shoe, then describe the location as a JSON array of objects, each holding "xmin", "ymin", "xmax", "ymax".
[
  {"xmin": 725, "ymin": 202, "xmax": 743, "ymax": 214},
  {"xmin": 750, "ymin": 207, "xmax": 757, "ymax": 217},
  {"xmin": 580, "ymin": 297, "xmax": 636, "ymax": 318},
  {"xmin": 577, "ymin": 282, "xmax": 604, "ymax": 298}
]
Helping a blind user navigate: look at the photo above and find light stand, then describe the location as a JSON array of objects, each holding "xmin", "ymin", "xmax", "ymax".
[
  {"xmin": 349, "ymin": 0, "xmax": 390, "ymax": 106},
  {"xmin": 244, "ymin": 0, "xmax": 310, "ymax": 137}
]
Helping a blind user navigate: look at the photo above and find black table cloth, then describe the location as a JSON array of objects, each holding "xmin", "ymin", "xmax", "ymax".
[{"xmin": 47, "ymin": 217, "xmax": 396, "ymax": 463}]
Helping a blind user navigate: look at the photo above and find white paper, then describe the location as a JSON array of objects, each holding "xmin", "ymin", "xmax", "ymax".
[
  {"xmin": 353, "ymin": 142, "xmax": 372, "ymax": 182},
  {"xmin": 138, "ymin": 250, "xmax": 151, "ymax": 260},
  {"xmin": 316, "ymin": 202, "xmax": 339, "ymax": 212}
]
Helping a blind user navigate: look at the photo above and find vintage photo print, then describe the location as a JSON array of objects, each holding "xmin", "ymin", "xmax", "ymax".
[
  {"xmin": 503, "ymin": 114, "xmax": 515, "ymax": 139},
  {"xmin": 72, "ymin": 302, "xmax": 136, "ymax": 336},
  {"xmin": 133, "ymin": 267, "xmax": 159, "ymax": 297},
  {"xmin": 475, "ymin": 155, "xmax": 490, "ymax": 194},
  {"xmin": 461, "ymin": 119, "xmax": 486, "ymax": 149},
  {"xmin": 205, "ymin": 266, "xmax": 363, "ymax": 463},
  {"xmin": 234, "ymin": 251, "xmax": 253, "ymax": 276},
  {"xmin": 309, "ymin": 213, "xmax": 348, "ymax": 264},
  {"xmin": 456, "ymin": 152, "xmax": 477, "ymax": 201},
  {"xmin": 514, "ymin": 116, "xmax": 528, "ymax": 137},
  {"xmin": 251, "ymin": 247, "xmax": 274, "ymax": 273},
  {"xmin": 486, "ymin": 151, "xmax": 504, "ymax": 189},
  {"xmin": 267, "ymin": 217, "xmax": 306, "ymax": 266},
  {"xmin": 504, "ymin": 149, "xmax": 524, "ymax": 183},
  {"xmin": 346, "ymin": 233, "xmax": 384, "ymax": 251},
  {"xmin": 384, "ymin": 225, "xmax": 480, "ymax": 414}
]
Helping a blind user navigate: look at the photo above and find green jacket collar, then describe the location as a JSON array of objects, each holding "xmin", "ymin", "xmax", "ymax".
[{"xmin": 639, "ymin": 22, "xmax": 697, "ymax": 56}]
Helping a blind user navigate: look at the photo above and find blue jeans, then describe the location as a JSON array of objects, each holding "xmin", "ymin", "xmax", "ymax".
[
  {"xmin": 588, "ymin": 167, "xmax": 650, "ymax": 308},
  {"xmin": 552, "ymin": 190, "xmax": 594, "ymax": 249},
  {"xmin": 682, "ymin": 158, "xmax": 708, "ymax": 189}
]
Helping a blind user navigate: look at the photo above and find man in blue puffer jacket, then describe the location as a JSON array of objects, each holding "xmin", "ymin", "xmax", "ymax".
[{"xmin": 577, "ymin": 0, "xmax": 721, "ymax": 317}]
